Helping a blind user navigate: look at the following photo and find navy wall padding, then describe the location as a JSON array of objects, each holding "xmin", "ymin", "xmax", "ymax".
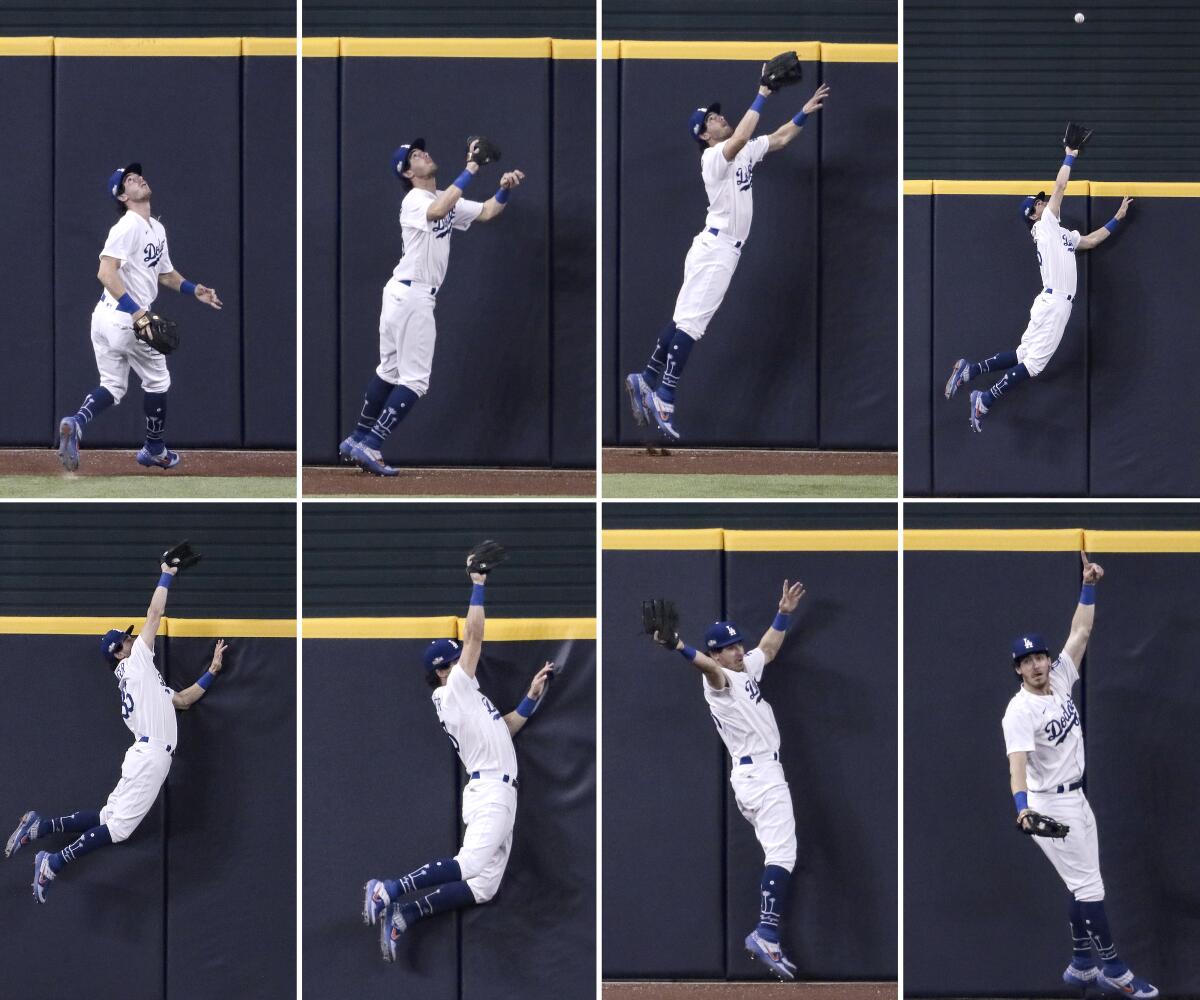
[
  {"xmin": 602, "ymin": 550, "xmax": 727, "ymax": 978},
  {"xmin": 241, "ymin": 55, "xmax": 297, "ymax": 447},
  {"xmin": 301, "ymin": 55, "xmax": 340, "ymax": 464},
  {"xmin": 615, "ymin": 56, "xmax": 820, "ymax": 446},
  {"xmin": 928, "ymin": 193, "xmax": 1090, "ymax": 496},
  {"xmin": 551, "ymin": 56, "xmax": 598, "ymax": 467},
  {"xmin": 0, "ymin": 57, "xmax": 53, "ymax": 444},
  {"xmin": 601, "ymin": 57, "xmax": 620, "ymax": 443},
  {"xmin": 903, "ymin": 193, "xmax": 932, "ymax": 495},
  {"xmin": 818, "ymin": 60, "xmax": 898, "ymax": 449},
  {"xmin": 303, "ymin": 636, "xmax": 595, "ymax": 999}
]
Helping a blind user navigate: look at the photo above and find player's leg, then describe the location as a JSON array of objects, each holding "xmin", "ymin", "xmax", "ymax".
[
  {"xmin": 343, "ymin": 284, "xmax": 404, "ymax": 459},
  {"xmin": 970, "ymin": 298, "xmax": 1064, "ymax": 431},
  {"xmin": 59, "ymin": 316, "xmax": 128, "ymax": 470},
  {"xmin": 363, "ymin": 857, "xmax": 463, "ymax": 924},
  {"xmin": 625, "ymin": 321, "xmax": 679, "ymax": 427},
  {"xmin": 944, "ymin": 351, "xmax": 1019, "ymax": 398},
  {"xmin": 6, "ymin": 809, "xmax": 100, "ymax": 858},
  {"xmin": 127, "ymin": 344, "xmax": 178, "ymax": 468}
]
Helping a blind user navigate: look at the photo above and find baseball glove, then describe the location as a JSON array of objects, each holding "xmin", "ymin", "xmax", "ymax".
[
  {"xmin": 467, "ymin": 539, "xmax": 507, "ymax": 576},
  {"xmin": 1063, "ymin": 121, "xmax": 1093, "ymax": 153},
  {"xmin": 467, "ymin": 135, "xmax": 501, "ymax": 166},
  {"xmin": 133, "ymin": 311, "xmax": 180, "ymax": 355},
  {"xmin": 161, "ymin": 540, "xmax": 201, "ymax": 573},
  {"xmin": 641, "ymin": 598, "xmax": 680, "ymax": 649},
  {"xmin": 1019, "ymin": 810, "xmax": 1070, "ymax": 839},
  {"xmin": 761, "ymin": 50, "xmax": 803, "ymax": 92}
]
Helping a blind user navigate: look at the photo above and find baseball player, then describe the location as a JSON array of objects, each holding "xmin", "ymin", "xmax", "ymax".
[
  {"xmin": 1002, "ymin": 551, "xmax": 1158, "ymax": 997},
  {"xmin": 4, "ymin": 562, "xmax": 226, "ymax": 903},
  {"xmin": 362, "ymin": 552, "xmax": 556, "ymax": 961},
  {"xmin": 944, "ymin": 143, "xmax": 1132, "ymax": 432},
  {"xmin": 339, "ymin": 137, "xmax": 526, "ymax": 476},
  {"xmin": 56, "ymin": 163, "xmax": 222, "ymax": 471},
  {"xmin": 648, "ymin": 580, "xmax": 806, "ymax": 980},
  {"xmin": 624, "ymin": 65, "xmax": 830, "ymax": 441}
]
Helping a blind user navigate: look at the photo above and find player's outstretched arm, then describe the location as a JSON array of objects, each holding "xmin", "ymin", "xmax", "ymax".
[
  {"xmin": 1077, "ymin": 197, "xmax": 1132, "ymax": 251},
  {"xmin": 766, "ymin": 83, "xmax": 830, "ymax": 153},
  {"xmin": 1062, "ymin": 550, "xmax": 1103, "ymax": 667},
  {"xmin": 757, "ymin": 579, "xmax": 806, "ymax": 663},
  {"xmin": 1046, "ymin": 145, "xmax": 1077, "ymax": 219},
  {"xmin": 1009, "ymin": 750, "xmax": 1035, "ymax": 831},
  {"xmin": 458, "ymin": 559, "xmax": 488, "ymax": 679},
  {"xmin": 158, "ymin": 270, "xmax": 223, "ymax": 309},
  {"xmin": 140, "ymin": 562, "xmax": 177, "ymax": 649},
  {"xmin": 667, "ymin": 636, "xmax": 727, "ymax": 690},
  {"xmin": 477, "ymin": 170, "xmax": 526, "ymax": 222},
  {"xmin": 427, "ymin": 139, "xmax": 489, "ymax": 221},
  {"xmin": 503, "ymin": 661, "xmax": 556, "ymax": 735},
  {"xmin": 722, "ymin": 69, "xmax": 774, "ymax": 162},
  {"xmin": 172, "ymin": 639, "xmax": 227, "ymax": 710},
  {"xmin": 97, "ymin": 254, "xmax": 147, "ymax": 323}
]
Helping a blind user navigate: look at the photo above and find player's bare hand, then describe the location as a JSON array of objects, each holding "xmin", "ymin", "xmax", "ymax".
[
  {"xmin": 1017, "ymin": 808, "xmax": 1034, "ymax": 831},
  {"xmin": 528, "ymin": 661, "xmax": 555, "ymax": 698},
  {"xmin": 1065, "ymin": 146, "xmax": 1080, "ymax": 158},
  {"xmin": 1115, "ymin": 196, "xmax": 1132, "ymax": 219},
  {"xmin": 778, "ymin": 579, "xmax": 806, "ymax": 613},
  {"xmin": 160, "ymin": 562, "xmax": 178, "ymax": 576},
  {"xmin": 803, "ymin": 83, "xmax": 830, "ymax": 115},
  {"xmin": 757, "ymin": 65, "xmax": 771, "ymax": 98},
  {"xmin": 210, "ymin": 638, "xmax": 228, "ymax": 673},
  {"xmin": 499, "ymin": 170, "xmax": 525, "ymax": 190},
  {"xmin": 1080, "ymin": 550, "xmax": 1104, "ymax": 585},
  {"xmin": 195, "ymin": 285, "xmax": 222, "ymax": 310}
]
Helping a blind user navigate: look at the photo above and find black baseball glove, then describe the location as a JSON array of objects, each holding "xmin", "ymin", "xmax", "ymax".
[
  {"xmin": 1018, "ymin": 810, "xmax": 1070, "ymax": 839},
  {"xmin": 161, "ymin": 540, "xmax": 201, "ymax": 573},
  {"xmin": 1063, "ymin": 121, "xmax": 1093, "ymax": 153},
  {"xmin": 133, "ymin": 311, "xmax": 180, "ymax": 355},
  {"xmin": 761, "ymin": 50, "xmax": 803, "ymax": 91},
  {"xmin": 467, "ymin": 539, "xmax": 507, "ymax": 576},
  {"xmin": 467, "ymin": 135, "xmax": 501, "ymax": 166},
  {"xmin": 641, "ymin": 598, "xmax": 680, "ymax": 649}
]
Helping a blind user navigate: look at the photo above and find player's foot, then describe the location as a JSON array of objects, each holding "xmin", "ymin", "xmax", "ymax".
[
  {"xmin": 57, "ymin": 416, "xmax": 81, "ymax": 472},
  {"xmin": 380, "ymin": 907, "xmax": 408, "ymax": 962},
  {"xmin": 1098, "ymin": 969, "xmax": 1159, "ymax": 998},
  {"xmin": 136, "ymin": 446, "xmax": 181, "ymax": 469},
  {"xmin": 362, "ymin": 879, "xmax": 391, "ymax": 925},
  {"xmin": 944, "ymin": 358, "xmax": 970, "ymax": 399},
  {"xmin": 624, "ymin": 374, "xmax": 650, "ymax": 427},
  {"xmin": 743, "ymin": 931, "xmax": 796, "ymax": 981},
  {"xmin": 349, "ymin": 442, "xmax": 399, "ymax": 477},
  {"xmin": 5, "ymin": 811, "xmax": 40, "ymax": 858},
  {"xmin": 969, "ymin": 390, "xmax": 988, "ymax": 433},
  {"xmin": 647, "ymin": 390, "xmax": 681, "ymax": 441},
  {"xmin": 338, "ymin": 435, "xmax": 359, "ymax": 464},
  {"xmin": 31, "ymin": 850, "xmax": 55, "ymax": 903},
  {"xmin": 1064, "ymin": 961, "xmax": 1101, "ymax": 994}
]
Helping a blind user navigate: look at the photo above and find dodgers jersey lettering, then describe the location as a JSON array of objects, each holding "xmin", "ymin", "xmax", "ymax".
[
  {"xmin": 114, "ymin": 639, "xmax": 178, "ymax": 747},
  {"xmin": 99, "ymin": 213, "xmax": 173, "ymax": 312},
  {"xmin": 1031, "ymin": 206, "xmax": 1081, "ymax": 298},
  {"xmin": 702, "ymin": 135, "xmax": 769, "ymax": 244},
  {"xmin": 1001, "ymin": 649, "xmax": 1084, "ymax": 792},
  {"xmin": 392, "ymin": 188, "xmax": 484, "ymax": 288},
  {"xmin": 433, "ymin": 665, "xmax": 518, "ymax": 778},
  {"xmin": 703, "ymin": 647, "xmax": 782, "ymax": 760}
]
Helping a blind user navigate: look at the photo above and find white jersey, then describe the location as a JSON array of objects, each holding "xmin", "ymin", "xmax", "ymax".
[
  {"xmin": 701, "ymin": 135, "xmax": 769, "ymax": 244},
  {"xmin": 1030, "ymin": 206, "xmax": 1081, "ymax": 298},
  {"xmin": 98, "ymin": 212, "xmax": 173, "ymax": 312},
  {"xmin": 703, "ymin": 647, "xmax": 782, "ymax": 761},
  {"xmin": 1001, "ymin": 649, "xmax": 1084, "ymax": 792},
  {"xmin": 433, "ymin": 665, "xmax": 518, "ymax": 778},
  {"xmin": 114, "ymin": 638, "xmax": 178, "ymax": 747},
  {"xmin": 391, "ymin": 188, "xmax": 484, "ymax": 288}
]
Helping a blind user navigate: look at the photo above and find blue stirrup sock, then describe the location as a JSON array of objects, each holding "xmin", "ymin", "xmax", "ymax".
[
  {"xmin": 143, "ymin": 392, "xmax": 167, "ymax": 453},
  {"xmin": 354, "ymin": 374, "xmax": 394, "ymax": 440},
  {"xmin": 643, "ymin": 322, "xmax": 679, "ymax": 391},
  {"xmin": 37, "ymin": 811, "xmax": 102, "ymax": 840},
  {"xmin": 1068, "ymin": 898, "xmax": 1096, "ymax": 967},
  {"xmin": 50, "ymin": 824, "xmax": 113, "ymax": 873},
  {"xmin": 1078, "ymin": 900, "xmax": 1127, "ymax": 977},
  {"xmin": 385, "ymin": 858, "xmax": 462, "ymax": 899},
  {"xmin": 74, "ymin": 387, "xmax": 115, "ymax": 427},
  {"xmin": 362, "ymin": 385, "xmax": 420, "ymax": 450},
  {"xmin": 657, "ymin": 328, "xmax": 696, "ymax": 404},
  {"xmin": 756, "ymin": 864, "xmax": 792, "ymax": 943},
  {"xmin": 983, "ymin": 363, "xmax": 1031, "ymax": 408},
  {"xmin": 968, "ymin": 351, "xmax": 1020, "ymax": 380},
  {"xmin": 395, "ymin": 879, "xmax": 476, "ymax": 926}
]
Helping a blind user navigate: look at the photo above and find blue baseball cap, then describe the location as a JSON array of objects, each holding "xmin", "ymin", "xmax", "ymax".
[
  {"xmin": 688, "ymin": 102, "xmax": 721, "ymax": 144},
  {"xmin": 704, "ymin": 620, "xmax": 743, "ymax": 651},
  {"xmin": 391, "ymin": 138, "xmax": 425, "ymax": 181},
  {"xmin": 423, "ymin": 638, "xmax": 462, "ymax": 672},
  {"xmin": 107, "ymin": 162, "xmax": 142, "ymax": 203},
  {"xmin": 1011, "ymin": 632, "xmax": 1049, "ymax": 662},
  {"xmin": 1020, "ymin": 191, "xmax": 1047, "ymax": 221},
  {"xmin": 100, "ymin": 625, "xmax": 134, "ymax": 662}
]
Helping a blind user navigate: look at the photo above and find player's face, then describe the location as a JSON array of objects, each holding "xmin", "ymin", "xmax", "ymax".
[
  {"xmin": 116, "ymin": 635, "xmax": 135, "ymax": 659},
  {"xmin": 120, "ymin": 173, "xmax": 151, "ymax": 203},
  {"xmin": 1028, "ymin": 199, "xmax": 1046, "ymax": 223},
  {"xmin": 405, "ymin": 148, "xmax": 437, "ymax": 182},
  {"xmin": 701, "ymin": 112, "xmax": 733, "ymax": 144},
  {"xmin": 1015, "ymin": 651, "xmax": 1052, "ymax": 690},
  {"xmin": 713, "ymin": 643, "xmax": 746, "ymax": 671}
]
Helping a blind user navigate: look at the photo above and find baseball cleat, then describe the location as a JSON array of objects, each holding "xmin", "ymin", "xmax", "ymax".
[
  {"xmin": 136, "ymin": 447, "xmax": 181, "ymax": 469},
  {"xmin": 944, "ymin": 358, "xmax": 970, "ymax": 399},
  {"xmin": 57, "ymin": 417, "xmax": 82, "ymax": 471},
  {"xmin": 1064, "ymin": 962, "xmax": 1100, "ymax": 994},
  {"xmin": 338, "ymin": 435, "xmax": 358, "ymax": 463},
  {"xmin": 349, "ymin": 442, "xmax": 399, "ymax": 477},
  {"xmin": 363, "ymin": 879, "xmax": 390, "ymax": 925},
  {"xmin": 744, "ymin": 931, "xmax": 796, "ymax": 981},
  {"xmin": 5, "ymin": 811, "xmax": 40, "ymax": 859},
  {"xmin": 624, "ymin": 374, "xmax": 650, "ymax": 427},
  {"xmin": 969, "ymin": 390, "xmax": 988, "ymax": 433},
  {"xmin": 646, "ymin": 390, "xmax": 681, "ymax": 441},
  {"xmin": 32, "ymin": 850, "xmax": 55, "ymax": 903},
  {"xmin": 1098, "ymin": 970, "xmax": 1159, "ymax": 998},
  {"xmin": 380, "ymin": 907, "xmax": 408, "ymax": 962}
]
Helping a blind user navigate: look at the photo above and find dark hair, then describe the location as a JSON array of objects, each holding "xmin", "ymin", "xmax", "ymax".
[{"xmin": 425, "ymin": 669, "xmax": 441, "ymax": 689}]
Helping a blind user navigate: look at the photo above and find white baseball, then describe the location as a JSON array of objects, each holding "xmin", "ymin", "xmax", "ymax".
[{"xmin": 1074, "ymin": 12, "xmax": 1085, "ymax": 23}]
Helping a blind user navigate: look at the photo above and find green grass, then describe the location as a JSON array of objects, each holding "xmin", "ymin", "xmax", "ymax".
[
  {"xmin": 0, "ymin": 476, "xmax": 294, "ymax": 499},
  {"xmin": 602, "ymin": 473, "xmax": 897, "ymax": 499}
]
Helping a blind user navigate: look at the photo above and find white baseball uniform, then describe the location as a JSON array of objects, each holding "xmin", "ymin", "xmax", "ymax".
[
  {"xmin": 376, "ymin": 188, "xmax": 484, "ymax": 394},
  {"xmin": 703, "ymin": 646, "xmax": 797, "ymax": 871},
  {"xmin": 433, "ymin": 664, "xmax": 518, "ymax": 903},
  {"xmin": 672, "ymin": 135, "xmax": 770, "ymax": 341},
  {"xmin": 92, "ymin": 212, "xmax": 173, "ymax": 402},
  {"xmin": 1016, "ymin": 207, "xmax": 1081, "ymax": 377},
  {"xmin": 1002, "ymin": 649, "xmax": 1104, "ymax": 901},
  {"xmin": 100, "ymin": 638, "xmax": 176, "ymax": 843}
]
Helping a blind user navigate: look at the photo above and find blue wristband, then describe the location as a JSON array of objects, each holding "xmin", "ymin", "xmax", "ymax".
[
  {"xmin": 117, "ymin": 292, "xmax": 140, "ymax": 315},
  {"xmin": 792, "ymin": 110, "xmax": 808, "ymax": 127},
  {"xmin": 772, "ymin": 612, "xmax": 790, "ymax": 631},
  {"xmin": 1014, "ymin": 790, "xmax": 1029, "ymax": 814},
  {"xmin": 453, "ymin": 169, "xmax": 474, "ymax": 191},
  {"xmin": 680, "ymin": 644, "xmax": 697, "ymax": 662},
  {"xmin": 157, "ymin": 572, "xmax": 173, "ymax": 589},
  {"xmin": 1104, "ymin": 218, "xmax": 1119, "ymax": 234},
  {"xmin": 494, "ymin": 187, "xmax": 510, "ymax": 205},
  {"xmin": 470, "ymin": 583, "xmax": 485, "ymax": 606},
  {"xmin": 1063, "ymin": 154, "xmax": 1075, "ymax": 167},
  {"xmin": 516, "ymin": 695, "xmax": 539, "ymax": 718},
  {"xmin": 196, "ymin": 671, "xmax": 214, "ymax": 691},
  {"xmin": 180, "ymin": 279, "xmax": 197, "ymax": 296},
  {"xmin": 1079, "ymin": 583, "xmax": 1096, "ymax": 605},
  {"xmin": 751, "ymin": 93, "xmax": 766, "ymax": 113}
]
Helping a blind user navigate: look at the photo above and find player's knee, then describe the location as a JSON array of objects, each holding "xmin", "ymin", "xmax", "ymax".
[
  {"xmin": 398, "ymin": 378, "xmax": 428, "ymax": 398},
  {"xmin": 142, "ymin": 373, "xmax": 171, "ymax": 395},
  {"xmin": 1075, "ymin": 881, "xmax": 1104, "ymax": 902},
  {"xmin": 466, "ymin": 874, "xmax": 499, "ymax": 904},
  {"xmin": 106, "ymin": 822, "xmax": 131, "ymax": 844},
  {"xmin": 100, "ymin": 377, "xmax": 127, "ymax": 404},
  {"xmin": 765, "ymin": 840, "xmax": 797, "ymax": 872},
  {"xmin": 674, "ymin": 322, "xmax": 705, "ymax": 342}
]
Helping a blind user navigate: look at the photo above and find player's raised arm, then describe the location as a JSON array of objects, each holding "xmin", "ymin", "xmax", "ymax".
[
  {"xmin": 503, "ymin": 661, "xmax": 556, "ymax": 735},
  {"xmin": 458, "ymin": 562, "xmax": 487, "ymax": 679},
  {"xmin": 172, "ymin": 639, "xmax": 227, "ymax": 710},
  {"xmin": 140, "ymin": 562, "xmax": 176, "ymax": 648},
  {"xmin": 1046, "ymin": 146, "xmax": 1076, "ymax": 220},
  {"xmin": 757, "ymin": 579, "xmax": 806, "ymax": 663},
  {"xmin": 766, "ymin": 83, "xmax": 829, "ymax": 154},
  {"xmin": 722, "ymin": 69, "xmax": 774, "ymax": 162},
  {"xmin": 476, "ymin": 170, "xmax": 525, "ymax": 222},
  {"xmin": 1076, "ymin": 197, "xmax": 1132, "ymax": 251},
  {"xmin": 1062, "ymin": 550, "xmax": 1103, "ymax": 667}
]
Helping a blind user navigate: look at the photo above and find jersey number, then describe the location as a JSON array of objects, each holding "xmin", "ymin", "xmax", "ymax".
[
  {"xmin": 118, "ymin": 679, "xmax": 135, "ymax": 719},
  {"xmin": 480, "ymin": 695, "xmax": 501, "ymax": 721},
  {"xmin": 745, "ymin": 678, "xmax": 763, "ymax": 703}
]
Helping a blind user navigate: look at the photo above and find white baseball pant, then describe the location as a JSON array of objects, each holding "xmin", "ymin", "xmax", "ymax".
[
  {"xmin": 1015, "ymin": 291, "xmax": 1073, "ymax": 377},
  {"xmin": 98, "ymin": 741, "xmax": 172, "ymax": 843},
  {"xmin": 376, "ymin": 277, "xmax": 436, "ymax": 395},
  {"xmin": 671, "ymin": 230, "xmax": 742, "ymax": 341},
  {"xmin": 731, "ymin": 759, "xmax": 797, "ymax": 871},
  {"xmin": 1027, "ymin": 788, "xmax": 1104, "ymax": 901},
  {"xmin": 90, "ymin": 299, "xmax": 170, "ymax": 402},
  {"xmin": 454, "ymin": 777, "xmax": 517, "ymax": 903}
]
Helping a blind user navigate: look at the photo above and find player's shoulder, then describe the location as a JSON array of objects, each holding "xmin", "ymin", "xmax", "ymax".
[
  {"xmin": 404, "ymin": 187, "xmax": 435, "ymax": 204},
  {"xmin": 106, "ymin": 212, "xmax": 138, "ymax": 238}
]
